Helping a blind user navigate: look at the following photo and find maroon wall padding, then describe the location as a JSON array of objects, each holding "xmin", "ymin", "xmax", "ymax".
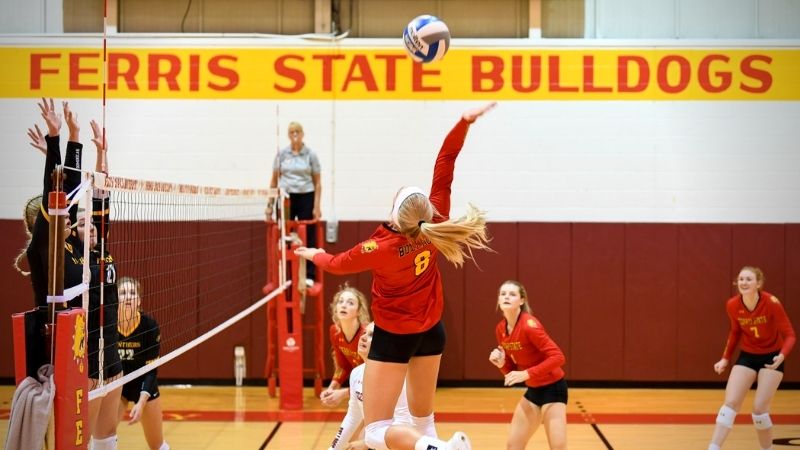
[
  {"xmin": 439, "ymin": 253, "xmax": 466, "ymax": 380},
  {"xmin": 195, "ymin": 221, "xmax": 244, "ymax": 378},
  {"xmin": 463, "ymin": 223, "xmax": 519, "ymax": 380},
  {"xmin": 732, "ymin": 224, "xmax": 786, "ymax": 300},
  {"xmin": 2, "ymin": 219, "xmax": 798, "ymax": 384},
  {"xmin": 517, "ymin": 223, "xmax": 572, "ymax": 377},
  {"xmin": 570, "ymin": 223, "xmax": 626, "ymax": 380},
  {"xmin": 248, "ymin": 304, "xmax": 267, "ymax": 379},
  {"xmin": 1, "ymin": 221, "xmax": 30, "ymax": 379},
  {"xmin": 624, "ymin": 224, "xmax": 678, "ymax": 380},
  {"xmin": 785, "ymin": 225, "xmax": 800, "ymax": 382},
  {"xmin": 248, "ymin": 223, "xmax": 268, "ymax": 378},
  {"xmin": 676, "ymin": 224, "xmax": 732, "ymax": 381},
  {"xmin": 112, "ymin": 220, "xmax": 204, "ymax": 380}
]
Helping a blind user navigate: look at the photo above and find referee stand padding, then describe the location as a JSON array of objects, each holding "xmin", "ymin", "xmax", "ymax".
[
  {"xmin": 12, "ymin": 308, "xmax": 88, "ymax": 449},
  {"xmin": 263, "ymin": 208, "xmax": 326, "ymax": 410}
]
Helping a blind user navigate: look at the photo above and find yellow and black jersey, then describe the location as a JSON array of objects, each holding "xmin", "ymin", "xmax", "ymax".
[
  {"xmin": 27, "ymin": 135, "xmax": 83, "ymax": 308},
  {"xmin": 118, "ymin": 313, "xmax": 161, "ymax": 397}
]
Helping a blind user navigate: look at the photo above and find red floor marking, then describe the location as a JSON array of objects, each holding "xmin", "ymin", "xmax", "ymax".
[{"xmin": 2, "ymin": 409, "xmax": 798, "ymax": 424}]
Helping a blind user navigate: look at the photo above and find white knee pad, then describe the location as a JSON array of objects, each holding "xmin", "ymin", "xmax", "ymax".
[
  {"xmin": 411, "ymin": 413, "xmax": 438, "ymax": 438},
  {"xmin": 365, "ymin": 419, "xmax": 392, "ymax": 450},
  {"xmin": 90, "ymin": 435, "xmax": 117, "ymax": 450},
  {"xmin": 752, "ymin": 412, "xmax": 773, "ymax": 430},
  {"xmin": 715, "ymin": 405, "xmax": 736, "ymax": 429}
]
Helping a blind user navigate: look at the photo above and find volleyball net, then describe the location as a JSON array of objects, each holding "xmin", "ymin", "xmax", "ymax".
[
  {"xmin": 11, "ymin": 163, "xmax": 328, "ymax": 447},
  {"xmin": 84, "ymin": 171, "xmax": 290, "ymax": 400}
]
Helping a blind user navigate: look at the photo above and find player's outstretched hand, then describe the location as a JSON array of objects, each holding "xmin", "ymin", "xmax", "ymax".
[
  {"xmin": 64, "ymin": 102, "xmax": 79, "ymax": 141},
  {"xmin": 90, "ymin": 120, "xmax": 107, "ymax": 152},
  {"xmin": 463, "ymin": 101, "xmax": 497, "ymax": 123},
  {"xmin": 27, "ymin": 124, "xmax": 47, "ymax": 155},
  {"xmin": 38, "ymin": 98, "xmax": 62, "ymax": 137},
  {"xmin": 295, "ymin": 247, "xmax": 326, "ymax": 260}
]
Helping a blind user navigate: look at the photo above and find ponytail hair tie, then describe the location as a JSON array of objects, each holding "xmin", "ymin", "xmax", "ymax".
[{"xmin": 418, "ymin": 220, "xmax": 426, "ymax": 227}]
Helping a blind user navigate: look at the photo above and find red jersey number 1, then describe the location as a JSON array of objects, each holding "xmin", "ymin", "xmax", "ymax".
[{"xmin": 414, "ymin": 250, "xmax": 431, "ymax": 276}]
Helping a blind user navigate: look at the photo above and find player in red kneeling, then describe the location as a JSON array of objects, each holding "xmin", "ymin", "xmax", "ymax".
[
  {"xmin": 321, "ymin": 283, "xmax": 371, "ymax": 408},
  {"xmin": 708, "ymin": 266, "xmax": 796, "ymax": 450},
  {"xmin": 489, "ymin": 280, "xmax": 567, "ymax": 450}
]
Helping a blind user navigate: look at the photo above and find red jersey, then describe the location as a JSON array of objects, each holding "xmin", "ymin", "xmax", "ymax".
[
  {"xmin": 722, "ymin": 291, "xmax": 796, "ymax": 360},
  {"xmin": 314, "ymin": 118, "xmax": 472, "ymax": 334},
  {"xmin": 495, "ymin": 311, "xmax": 565, "ymax": 388},
  {"xmin": 330, "ymin": 324, "xmax": 366, "ymax": 386}
]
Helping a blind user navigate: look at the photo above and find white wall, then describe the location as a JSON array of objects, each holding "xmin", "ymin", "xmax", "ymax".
[
  {"xmin": 5, "ymin": 98, "xmax": 799, "ymax": 223},
  {"xmin": 2, "ymin": 38, "xmax": 799, "ymax": 224},
  {"xmin": 0, "ymin": 0, "xmax": 62, "ymax": 33},
  {"xmin": 589, "ymin": 0, "xmax": 800, "ymax": 38}
]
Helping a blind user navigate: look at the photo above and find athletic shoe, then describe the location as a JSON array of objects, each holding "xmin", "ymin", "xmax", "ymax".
[{"xmin": 446, "ymin": 431, "xmax": 472, "ymax": 450}]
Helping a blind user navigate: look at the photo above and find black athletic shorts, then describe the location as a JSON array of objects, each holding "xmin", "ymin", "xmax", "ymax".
[
  {"xmin": 368, "ymin": 320, "xmax": 446, "ymax": 363},
  {"xmin": 523, "ymin": 378, "xmax": 568, "ymax": 407},
  {"xmin": 735, "ymin": 350, "xmax": 784, "ymax": 373}
]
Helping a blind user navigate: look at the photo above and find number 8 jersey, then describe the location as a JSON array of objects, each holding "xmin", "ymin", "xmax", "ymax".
[{"xmin": 313, "ymin": 118, "xmax": 474, "ymax": 335}]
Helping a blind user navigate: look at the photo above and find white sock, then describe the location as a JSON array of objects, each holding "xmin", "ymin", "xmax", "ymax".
[
  {"xmin": 412, "ymin": 413, "xmax": 438, "ymax": 438},
  {"xmin": 159, "ymin": 442, "xmax": 171, "ymax": 450},
  {"xmin": 91, "ymin": 435, "xmax": 117, "ymax": 450},
  {"xmin": 414, "ymin": 435, "xmax": 448, "ymax": 450},
  {"xmin": 708, "ymin": 444, "xmax": 721, "ymax": 450}
]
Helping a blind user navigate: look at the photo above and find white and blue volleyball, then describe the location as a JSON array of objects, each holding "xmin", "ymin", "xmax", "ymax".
[{"xmin": 402, "ymin": 15, "xmax": 450, "ymax": 63}]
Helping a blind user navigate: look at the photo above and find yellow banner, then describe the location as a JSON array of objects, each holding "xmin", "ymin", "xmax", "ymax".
[{"xmin": 1, "ymin": 46, "xmax": 798, "ymax": 100}]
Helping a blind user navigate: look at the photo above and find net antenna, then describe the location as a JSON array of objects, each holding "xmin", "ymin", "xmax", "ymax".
[{"xmin": 64, "ymin": 170, "xmax": 291, "ymax": 401}]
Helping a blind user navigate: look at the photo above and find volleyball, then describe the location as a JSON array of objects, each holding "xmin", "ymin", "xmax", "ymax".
[{"xmin": 402, "ymin": 15, "xmax": 450, "ymax": 63}]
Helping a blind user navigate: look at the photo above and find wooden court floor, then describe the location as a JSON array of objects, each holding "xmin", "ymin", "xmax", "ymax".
[{"xmin": 1, "ymin": 385, "xmax": 798, "ymax": 449}]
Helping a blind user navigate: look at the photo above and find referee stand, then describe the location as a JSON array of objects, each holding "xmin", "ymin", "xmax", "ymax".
[{"xmin": 263, "ymin": 196, "xmax": 325, "ymax": 410}]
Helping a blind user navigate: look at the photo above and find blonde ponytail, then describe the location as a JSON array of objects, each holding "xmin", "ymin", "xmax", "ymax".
[
  {"xmin": 395, "ymin": 192, "xmax": 491, "ymax": 267},
  {"xmin": 13, "ymin": 252, "xmax": 30, "ymax": 276},
  {"xmin": 419, "ymin": 203, "xmax": 491, "ymax": 267},
  {"xmin": 13, "ymin": 195, "xmax": 42, "ymax": 276}
]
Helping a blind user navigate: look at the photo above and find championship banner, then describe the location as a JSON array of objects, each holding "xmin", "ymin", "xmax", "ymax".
[{"xmin": 1, "ymin": 46, "xmax": 798, "ymax": 100}]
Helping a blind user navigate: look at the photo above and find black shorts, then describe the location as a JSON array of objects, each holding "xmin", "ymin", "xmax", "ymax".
[
  {"xmin": 121, "ymin": 380, "xmax": 161, "ymax": 403},
  {"xmin": 735, "ymin": 350, "xmax": 784, "ymax": 373},
  {"xmin": 368, "ymin": 321, "xmax": 446, "ymax": 363},
  {"xmin": 523, "ymin": 378, "xmax": 568, "ymax": 407}
]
